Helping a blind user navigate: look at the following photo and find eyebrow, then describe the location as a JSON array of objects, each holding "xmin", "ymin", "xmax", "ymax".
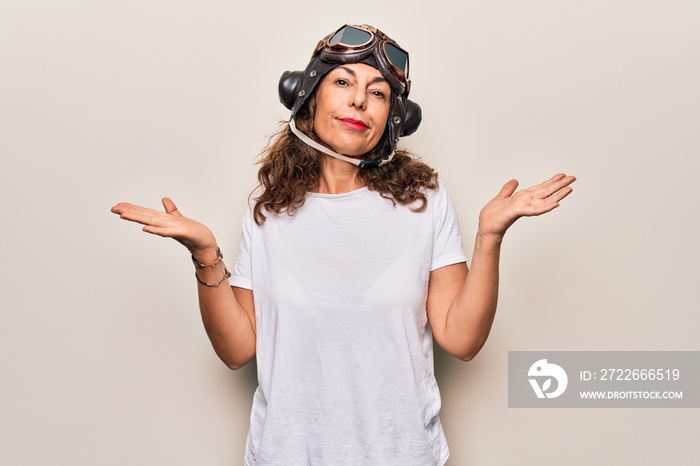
[{"xmin": 338, "ymin": 66, "xmax": 388, "ymax": 85}]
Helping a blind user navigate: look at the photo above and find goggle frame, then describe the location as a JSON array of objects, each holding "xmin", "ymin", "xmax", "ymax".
[{"xmin": 313, "ymin": 24, "xmax": 411, "ymax": 95}]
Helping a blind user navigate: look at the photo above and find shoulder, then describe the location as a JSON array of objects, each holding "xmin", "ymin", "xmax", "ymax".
[
  {"xmin": 426, "ymin": 179, "xmax": 449, "ymax": 196},
  {"xmin": 425, "ymin": 179, "xmax": 455, "ymax": 206}
]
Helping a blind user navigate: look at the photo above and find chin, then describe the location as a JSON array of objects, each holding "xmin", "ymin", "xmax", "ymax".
[{"xmin": 329, "ymin": 139, "xmax": 375, "ymax": 158}]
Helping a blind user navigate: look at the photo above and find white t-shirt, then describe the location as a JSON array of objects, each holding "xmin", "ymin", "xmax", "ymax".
[{"xmin": 230, "ymin": 182, "xmax": 467, "ymax": 466}]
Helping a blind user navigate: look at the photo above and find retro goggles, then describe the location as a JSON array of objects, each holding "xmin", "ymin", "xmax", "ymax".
[{"xmin": 314, "ymin": 24, "xmax": 411, "ymax": 95}]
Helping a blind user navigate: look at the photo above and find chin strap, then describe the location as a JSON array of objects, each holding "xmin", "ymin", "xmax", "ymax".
[{"xmin": 288, "ymin": 119, "xmax": 395, "ymax": 169}]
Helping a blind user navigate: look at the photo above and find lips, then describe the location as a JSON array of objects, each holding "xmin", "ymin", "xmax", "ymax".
[{"xmin": 339, "ymin": 118, "xmax": 368, "ymax": 130}]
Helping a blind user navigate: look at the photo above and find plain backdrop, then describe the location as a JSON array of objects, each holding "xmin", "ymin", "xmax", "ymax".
[{"xmin": 2, "ymin": 1, "xmax": 699, "ymax": 465}]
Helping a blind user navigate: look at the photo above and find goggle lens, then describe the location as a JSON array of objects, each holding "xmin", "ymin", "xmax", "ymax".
[
  {"xmin": 329, "ymin": 26, "xmax": 372, "ymax": 47},
  {"xmin": 384, "ymin": 42, "xmax": 409, "ymax": 76}
]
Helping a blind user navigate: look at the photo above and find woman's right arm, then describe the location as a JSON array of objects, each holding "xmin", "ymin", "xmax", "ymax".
[{"xmin": 111, "ymin": 197, "xmax": 256, "ymax": 370}]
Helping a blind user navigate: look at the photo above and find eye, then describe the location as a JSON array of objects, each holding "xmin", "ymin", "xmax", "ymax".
[
  {"xmin": 334, "ymin": 78, "xmax": 349, "ymax": 86},
  {"xmin": 370, "ymin": 90, "xmax": 387, "ymax": 100}
]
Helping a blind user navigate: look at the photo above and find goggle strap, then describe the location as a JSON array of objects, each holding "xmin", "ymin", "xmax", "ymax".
[{"xmin": 289, "ymin": 118, "xmax": 395, "ymax": 168}]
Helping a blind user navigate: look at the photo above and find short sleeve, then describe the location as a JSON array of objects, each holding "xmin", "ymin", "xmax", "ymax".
[
  {"xmin": 229, "ymin": 205, "xmax": 253, "ymax": 290},
  {"xmin": 430, "ymin": 182, "xmax": 468, "ymax": 271}
]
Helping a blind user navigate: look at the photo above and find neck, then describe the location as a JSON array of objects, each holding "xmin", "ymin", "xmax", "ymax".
[{"xmin": 317, "ymin": 155, "xmax": 364, "ymax": 194}]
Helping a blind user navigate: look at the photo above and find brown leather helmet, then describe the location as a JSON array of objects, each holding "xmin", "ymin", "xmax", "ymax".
[{"xmin": 279, "ymin": 24, "xmax": 422, "ymax": 167}]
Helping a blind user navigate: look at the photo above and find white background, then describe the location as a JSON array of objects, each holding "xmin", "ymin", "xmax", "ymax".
[{"xmin": 1, "ymin": 1, "xmax": 699, "ymax": 464}]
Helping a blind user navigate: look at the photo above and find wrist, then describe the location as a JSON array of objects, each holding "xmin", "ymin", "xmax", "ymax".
[
  {"xmin": 191, "ymin": 246, "xmax": 221, "ymax": 267},
  {"xmin": 475, "ymin": 229, "xmax": 504, "ymax": 247}
]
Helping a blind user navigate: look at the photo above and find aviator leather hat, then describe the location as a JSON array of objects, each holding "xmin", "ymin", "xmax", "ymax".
[{"xmin": 278, "ymin": 24, "xmax": 422, "ymax": 168}]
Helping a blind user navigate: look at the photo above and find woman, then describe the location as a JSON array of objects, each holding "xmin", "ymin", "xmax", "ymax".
[{"xmin": 112, "ymin": 24, "xmax": 575, "ymax": 466}]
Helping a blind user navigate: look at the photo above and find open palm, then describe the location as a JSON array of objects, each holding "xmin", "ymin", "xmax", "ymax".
[
  {"xmin": 478, "ymin": 173, "xmax": 576, "ymax": 241},
  {"xmin": 111, "ymin": 198, "xmax": 218, "ymax": 257}
]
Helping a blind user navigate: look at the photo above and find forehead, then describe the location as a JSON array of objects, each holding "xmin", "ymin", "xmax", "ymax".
[{"xmin": 326, "ymin": 63, "xmax": 387, "ymax": 83}]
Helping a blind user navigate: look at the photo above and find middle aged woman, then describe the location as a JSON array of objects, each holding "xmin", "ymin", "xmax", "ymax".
[{"xmin": 112, "ymin": 24, "xmax": 576, "ymax": 466}]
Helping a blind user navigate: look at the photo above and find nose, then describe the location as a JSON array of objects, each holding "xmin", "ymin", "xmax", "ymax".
[{"xmin": 349, "ymin": 87, "xmax": 367, "ymax": 110}]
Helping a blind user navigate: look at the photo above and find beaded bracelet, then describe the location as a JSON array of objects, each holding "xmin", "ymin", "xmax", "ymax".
[{"xmin": 195, "ymin": 262, "xmax": 232, "ymax": 288}]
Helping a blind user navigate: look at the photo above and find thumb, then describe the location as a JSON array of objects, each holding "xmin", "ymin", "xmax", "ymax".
[
  {"xmin": 496, "ymin": 179, "xmax": 519, "ymax": 199},
  {"xmin": 161, "ymin": 197, "xmax": 180, "ymax": 215}
]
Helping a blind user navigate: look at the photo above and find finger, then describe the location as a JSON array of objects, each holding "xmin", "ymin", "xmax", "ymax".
[
  {"xmin": 534, "ymin": 174, "xmax": 576, "ymax": 198},
  {"xmin": 496, "ymin": 179, "xmax": 519, "ymax": 199},
  {"xmin": 111, "ymin": 202, "xmax": 134, "ymax": 215},
  {"xmin": 142, "ymin": 224, "xmax": 181, "ymax": 238},
  {"xmin": 521, "ymin": 186, "xmax": 574, "ymax": 216},
  {"xmin": 548, "ymin": 173, "xmax": 567, "ymax": 182},
  {"xmin": 546, "ymin": 176, "xmax": 576, "ymax": 198},
  {"xmin": 161, "ymin": 197, "xmax": 181, "ymax": 216},
  {"xmin": 547, "ymin": 186, "xmax": 574, "ymax": 203},
  {"xmin": 548, "ymin": 174, "xmax": 576, "ymax": 188},
  {"xmin": 112, "ymin": 202, "xmax": 159, "ymax": 217},
  {"xmin": 518, "ymin": 199, "xmax": 561, "ymax": 217},
  {"xmin": 116, "ymin": 205, "xmax": 171, "ymax": 227}
]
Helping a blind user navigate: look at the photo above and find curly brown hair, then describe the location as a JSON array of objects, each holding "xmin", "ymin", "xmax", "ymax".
[{"xmin": 252, "ymin": 93, "xmax": 438, "ymax": 225}]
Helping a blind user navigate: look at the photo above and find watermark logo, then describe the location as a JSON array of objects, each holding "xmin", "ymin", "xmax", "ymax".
[
  {"xmin": 510, "ymin": 351, "xmax": 698, "ymax": 408},
  {"xmin": 528, "ymin": 359, "xmax": 568, "ymax": 399}
]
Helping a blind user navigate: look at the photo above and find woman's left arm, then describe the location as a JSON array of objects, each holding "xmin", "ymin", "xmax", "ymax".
[{"xmin": 427, "ymin": 173, "xmax": 576, "ymax": 361}]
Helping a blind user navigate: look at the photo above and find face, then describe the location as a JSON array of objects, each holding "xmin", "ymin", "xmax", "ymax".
[{"xmin": 313, "ymin": 63, "xmax": 391, "ymax": 157}]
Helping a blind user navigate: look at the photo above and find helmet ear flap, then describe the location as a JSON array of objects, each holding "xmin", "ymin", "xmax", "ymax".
[
  {"xmin": 400, "ymin": 99, "xmax": 422, "ymax": 137},
  {"xmin": 279, "ymin": 70, "xmax": 303, "ymax": 110}
]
